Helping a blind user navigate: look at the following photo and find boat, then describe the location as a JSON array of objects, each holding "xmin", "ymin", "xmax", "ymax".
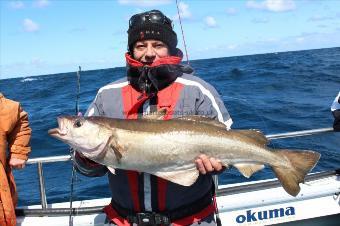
[
  {"xmin": 16, "ymin": 167, "xmax": 340, "ymax": 226},
  {"xmin": 16, "ymin": 128, "xmax": 340, "ymax": 226}
]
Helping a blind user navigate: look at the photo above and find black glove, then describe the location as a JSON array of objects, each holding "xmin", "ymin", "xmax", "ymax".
[{"xmin": 332, "ymin": 110, "xmax": 340, "ymax": 132}]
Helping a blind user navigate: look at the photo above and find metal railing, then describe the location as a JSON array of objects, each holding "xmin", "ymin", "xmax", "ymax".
[
  {"xmin": 26, "ymin": 155, "xmax": 71, "ymax": 209},
  {"xmin": 24, "ymin": 127, "xmax": 336, "ymax": 212}
]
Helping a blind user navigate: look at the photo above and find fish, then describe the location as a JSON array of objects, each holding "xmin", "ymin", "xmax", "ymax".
[{"xmin": 48, "ymin": 115, "xmax": 320, "ymax": 196}]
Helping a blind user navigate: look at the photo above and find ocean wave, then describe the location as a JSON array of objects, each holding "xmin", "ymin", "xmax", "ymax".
[{"xmin": 20, "ymin": 77, "xmax": 40, "ymax": 82}]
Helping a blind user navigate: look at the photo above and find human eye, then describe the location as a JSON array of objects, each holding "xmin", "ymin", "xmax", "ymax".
[
  {"xmin": 135, "ymin": 43, "xmax": 146, "ymax": 50},
  {"xmin": 154, "ymin": 42, "xmax": 166, "ymax": 49}
]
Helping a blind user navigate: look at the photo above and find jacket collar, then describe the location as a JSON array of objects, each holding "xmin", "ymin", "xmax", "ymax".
[
  {"xmin": 125, "ymin": 52, "xmax": 182, "ymax": 68},
  {"xmin": 125, "ymin": 52, "xmax": 184, "ymax": 95}
]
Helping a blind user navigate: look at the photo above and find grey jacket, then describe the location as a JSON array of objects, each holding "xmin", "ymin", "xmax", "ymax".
[{"xmin": 74, "ymin": 72, "xmax": 232, "ymax": 215}]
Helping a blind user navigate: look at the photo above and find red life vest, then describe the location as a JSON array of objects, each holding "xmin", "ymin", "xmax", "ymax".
[{"xmin": 103, "ymin": 54, "xmax": 216, "ymax": 225}]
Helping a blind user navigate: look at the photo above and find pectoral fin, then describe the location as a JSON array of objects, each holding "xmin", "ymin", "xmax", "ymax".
[
  {"xmin": 106, "ymin": 134, "xmax": 125, "ymax": 164},
  {"xmin": 153, "ymin": 168, "xmax": 199, "ymax": 186},
  {"xmin": 110, "ymin": 141, "xmax": 125, "ymax": 164},
  {"xmin": 234, "ymin": 163, "xmax": 265, "ymax": 178}
]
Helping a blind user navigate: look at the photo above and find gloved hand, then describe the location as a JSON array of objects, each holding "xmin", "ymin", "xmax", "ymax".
[
  {"xmin": 70, "ymin": 148, "xmax": 108, "ymax": 177},
  {"xmin": 331, "ymin": 92, "xmax": 340, "ymax": 132},
  {"xmin": 333, "ymin": 109, "xmax": 340, "ymax": 132}
]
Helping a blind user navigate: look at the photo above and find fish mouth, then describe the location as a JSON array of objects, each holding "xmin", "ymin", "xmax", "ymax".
[
  {"xmin": 48, "ymin": 117, "xmax": 68, "ymax": 137},
  {"xmin": 48, "ymin": 128, "xmax": 60, "ymax": 135},
  {"xmin": 48, "ymin": 127, "xmax": 67, "ymax": 137}
]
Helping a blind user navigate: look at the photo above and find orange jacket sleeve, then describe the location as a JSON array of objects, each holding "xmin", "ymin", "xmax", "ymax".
[{"xmin": 7, "ymin": 105, "xmax": 32, "ymax": 160}]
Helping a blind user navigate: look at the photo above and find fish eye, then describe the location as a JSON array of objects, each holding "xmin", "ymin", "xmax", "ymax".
[{"xmin": 74, "ymin": 119, "xmax": 83, "ymax": 128}]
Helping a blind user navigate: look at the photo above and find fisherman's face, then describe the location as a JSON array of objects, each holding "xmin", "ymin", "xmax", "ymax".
[{"xmin": 133, "ymin": 40, "xmax": 169, "ymax": 65}]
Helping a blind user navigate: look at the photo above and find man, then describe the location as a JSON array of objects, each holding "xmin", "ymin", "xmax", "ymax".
[
  {"xmin": 73, "ymin": 10, "xmax": 232, "ymax": 225},
  {"xmin": 331, "ymin": 91, "xmax": 340, "ymax": 131},
  {"xmin": 0, "ymin": 93, "xmax": 32, "ymax": 226}
]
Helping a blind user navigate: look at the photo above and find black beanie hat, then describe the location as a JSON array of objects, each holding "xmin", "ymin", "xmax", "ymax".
[{"xmin": 127, "ymin": 10, "xmax": 178, "ymax": 53}]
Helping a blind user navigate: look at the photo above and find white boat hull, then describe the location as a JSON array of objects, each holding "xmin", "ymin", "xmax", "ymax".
[
  {"xmin": 17, "ymin": 171, "xmax": 340, "ymax": 226},
  {"xmin": 217, "ymin": 174, "xmax": 340, "ymax": 225}
]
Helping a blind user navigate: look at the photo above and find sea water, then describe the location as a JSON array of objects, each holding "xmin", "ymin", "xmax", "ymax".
[{"xmin": 1, "ymin": 47, "xmax": 339, "ymax": 206}]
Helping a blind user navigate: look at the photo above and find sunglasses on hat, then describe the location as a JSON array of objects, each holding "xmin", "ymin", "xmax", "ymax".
[{"xmin": 129, "ymin": 10, "xmax": 173, "ymax": 29}]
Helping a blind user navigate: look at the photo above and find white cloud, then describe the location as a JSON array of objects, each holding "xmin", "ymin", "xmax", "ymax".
[
  {"xmin": 296, "ymin": 37, "xmax": 305, "ymax": 43},
  {"xmin": 205, "ymin": 16, "xmax": 217, "ymax": 28},
  {"xmin": 226, "ymin": 7, "xmax": 237, "ymax": 15},
  {"xmin": 227, "ymin": 44, "xmax": 238, "ymax": 50},
  {"xmin": 30, "ymin": 58, "xmax": 45, "ymax": 67},
  {"xmin": 69, "ymin": 27, "xmax": 87, "ymax": 33},
  {"xmin": 265, "ymin": 37, "xmax": 280, "ymax": 42},
  {"xmin": 9, "ymin": 1, "xmax": 25, "ymax": 9},
  {"xmin": 308, "ymin": 15, "xmax": 333, "ymax": 22},
  {"xmin": 246, "ymin": 1, "xmax": 261, "ymax": 9},
  {"xmin": 33, "ymin": 0, "xmax": 50, "ymax": 8},
  {"xmin": 252, "ymin": 18, "xmax": 269, "ymax": 23},
  {"xmin": 23, "ymin": 19, "xmax": 40, "ymax": 32},
  {"xmin": 317, "ymin": 24, "xmax": 327, "ymax": 28},
  {"xmin": 118, "ymin": 0, "xmax": 172, "ymax": 7},
  {"xmin": 176, "ymin": 2, "xmax": 192, "ymax": 20},
  {"xmin": 196, "ymin": 44, "xmax": 238, "ymax": 55},
  {"xmin": 246, "ymin": 0, "xmax": 296, "ymax": 12}
]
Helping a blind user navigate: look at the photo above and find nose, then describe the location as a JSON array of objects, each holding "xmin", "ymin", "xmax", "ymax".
[{"xmin": 145, "ymin": 45, "xmax": 156, "ymax": 58}]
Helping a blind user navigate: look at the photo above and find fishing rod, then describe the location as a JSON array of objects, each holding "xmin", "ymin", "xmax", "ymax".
[
  {"xmin": 175, "ymin": 0, "xmax": 190, "ymax": 64},
  {"xmin": 75, "ymin": 66, "xmax": 81, "ymax": 114},
  {"xmin": 69, "ymin": 66, "xmax": 81, "ymax": 226},
  {"xmin": 266, "ymin": 127, "xmax": 334, "ymax": 140}
]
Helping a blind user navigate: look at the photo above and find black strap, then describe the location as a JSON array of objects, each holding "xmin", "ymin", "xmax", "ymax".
[{"xmin": 127, "ymin": 212, "xmax": 171, "ymax": 226}]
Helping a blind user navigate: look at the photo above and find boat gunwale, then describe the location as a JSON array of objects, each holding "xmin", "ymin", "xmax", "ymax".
[{"xmin": 16, "ymin": 169, "xmax": 339, "ymax": 217}]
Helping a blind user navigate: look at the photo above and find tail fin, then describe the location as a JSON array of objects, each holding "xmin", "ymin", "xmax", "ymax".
[{"xmin": 272, "ymin": 150, "xmax": 320, "ymax": 196}]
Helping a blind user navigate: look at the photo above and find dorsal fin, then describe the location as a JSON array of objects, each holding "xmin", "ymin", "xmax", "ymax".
[
  {"xmin": 234, "ymin": 129, "xmax": 269, "ymax": 145},
  {"xmin": 174, "ymin": 116, "xmax": 227, "ymax": 129}
]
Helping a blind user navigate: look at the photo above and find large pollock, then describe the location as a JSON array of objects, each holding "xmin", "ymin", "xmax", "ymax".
[{"xmin": 48, "ymin": 116, "xmax": 320, "ymax": 196}]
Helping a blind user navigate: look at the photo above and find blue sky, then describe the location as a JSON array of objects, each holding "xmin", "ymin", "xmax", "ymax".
[{"xmin": 1, "ymin": 0, "xmax": 340, "ymax": 79}]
